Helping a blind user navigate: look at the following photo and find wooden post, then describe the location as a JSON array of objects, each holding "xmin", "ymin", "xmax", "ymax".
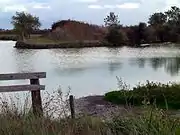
[
  {"xmin": 69, "ymin": 95, "xmax": 75, "ymax": 119},
  {"xmin": 30, "ymin": 79, "xmax": 43, "ymax": 116}
]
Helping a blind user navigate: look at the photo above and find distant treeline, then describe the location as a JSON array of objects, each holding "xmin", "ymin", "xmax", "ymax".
[
  {"xmin": 40, "ymin": 6, "xmax": 180, "ymax": 46},
  {"xmin": 103, "ymin": 6, "xmax": 180, "ymax": 46},
  {"xmin": 2, "ymin": 6, "xmax": 180, "ymax": 46}
]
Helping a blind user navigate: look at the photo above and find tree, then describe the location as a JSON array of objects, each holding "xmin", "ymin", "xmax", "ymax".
[
  {"xmin": 145, "ymin": 26, "xmax": 157, "ymax": 43},
  {"xmin": 148, "ymin": 12, "xmax": 168, "ymax": 42},
  {"xmin": 104, "ymin": 12, "xmax": 121, "ymax": 28},
  {"xmin": 165, "ymin": 6, "xmax": 180, "ymax": 42},
  {"xmin": 137, "ymin": 22, "xmax": 147, "ymax": 44},
  {"xmin": 104, "ymin": 12, "xmax": 126, "ymax": 46},
  {"xmin": 105, "ymin": 28, "xmax": 128, "ymax": 46},
  {"xmin": 11, "ymin": 12, "xmax": 41, "ymax": 41},
  {"xmin": 148, "ymin": 12, "xmax": 167, "ymax": 26},
  {"xmin": 166, "ymin": 6, "xmax": 180, "ymax": 25}
]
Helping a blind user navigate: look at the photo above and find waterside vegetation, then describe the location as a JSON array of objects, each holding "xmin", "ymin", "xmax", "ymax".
[
  {"xmin": 105, "ymin": 80, "xmax": 180, "ymax": 110},
  {"xmin": 0, "ymin": 88, "xmax": 179, "ymax": 135}
]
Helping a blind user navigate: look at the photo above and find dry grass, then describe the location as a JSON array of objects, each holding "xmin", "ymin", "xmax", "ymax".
[{"xmin": 0, "ymin": 89, "xmax": 179, "ymax": 135}]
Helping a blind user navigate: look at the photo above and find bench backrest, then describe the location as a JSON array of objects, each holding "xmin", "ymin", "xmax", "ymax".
[
  {"xmin": 0, "ymin": 72, "xmax": 46, "ymax": 92},
  {"xmin": 0, "ymin": 72, "xmax": 46, "ymax": 116}
]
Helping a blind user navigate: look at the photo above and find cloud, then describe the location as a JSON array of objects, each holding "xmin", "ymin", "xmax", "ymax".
[
  {"xmin": 88, "ymin": 5, "xmax": 102, "ymax": 9},
  {"xmin": 75, "ymin": 0, "xmax": 98, "ymax": 3},
  {"xmin": 116, "ymin": 3, "xmax": 140, "ymax": 9},
  {"xmin": 104, "ymin": 5, "xmax": 115, "ymax": 9},
  {"xmin": 32, "ymin": 3, "xmax": 51, "ymax": 9},
  {"xmin": 0, "ymin": 0, "xmax": 51, "ymax": 13},
  {"xmin": 2, "ymin": 5, "xmax": 27, "ymax": 12},
  {"xmin": 88, "ymin": 2, "xmax": 140, "ymax": 9}
]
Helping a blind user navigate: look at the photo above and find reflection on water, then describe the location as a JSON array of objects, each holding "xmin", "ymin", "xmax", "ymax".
[
  {"xmin": 132, "ymin": 57, "xmax": 180, "ymax": 76},
  {"xmin": 1, "ymin": 41, "xmax": 180, "ymax": 97}
]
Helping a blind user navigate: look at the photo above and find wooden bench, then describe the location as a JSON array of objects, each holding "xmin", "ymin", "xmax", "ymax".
[{"xmin": 0, "ymin": 72, "xmax": 46, "ymax": 116}]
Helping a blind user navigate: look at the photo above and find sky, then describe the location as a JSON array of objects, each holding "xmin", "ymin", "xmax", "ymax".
[{"xmin": 0, "ymin": 0, "xmax": 179, "ymax": 29}]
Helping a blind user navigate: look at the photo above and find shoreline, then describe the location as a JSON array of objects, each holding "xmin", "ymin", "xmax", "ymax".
[
  {"xmin": 14, "ymin": 40, "xmax": 110, "ymax": 49},
  {"xmin": 75, "ymin": 95, "xmax": 130, "ymax": 118},
  {"xmin": 14, "ymin": 41, "xmax": 175, "ymax": 49},
  {"xmin": 0, "ymin": 36, "xmax": 17, "ymax": 41},
  {"xmin": 75, "ymin": 95, "xmax": 180, "ymax": 118}
]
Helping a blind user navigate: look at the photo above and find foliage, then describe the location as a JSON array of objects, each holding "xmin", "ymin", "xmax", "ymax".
[
  {"xmin": 105, "ymin": 28, "xmax": 127, "ymax": 46},
  {"xmin": 165, "ymin": 6, "xmax": 180, "ymax": 26},
  {"xmin": 104, "ymin": 12, "xmax": 120, "ymax": 27},
  {"xmin": 147, "ymin": 6, "xmax": 180, "ymax": 43},
  {"xmin": 103, "ymin": 6, "xmax": 180, "ymax": 46},
  {"xmin": 104, "ymin": 12, "xmax": 127, "ymax": 46},
  {"xmin": 11, "ymin": 12, "xmax": 41, "ymax": 41},
  {"xmin": 0, "ymin": 90, "xmax": 179, "ymax": 135},
  {"xmin": 50, "ymin": 20, "xmax": 105, "ymax": 41},
  {"xmin": 148, "ymin": 12, "xmax": 167, "ymax": 26},
  {"xmin": 104, "ymin": 81, "xmax": 180, "ymax": 109},
  {"xmin": 137, "ymin": 22, "xmax": 148, "ymax": 44}
]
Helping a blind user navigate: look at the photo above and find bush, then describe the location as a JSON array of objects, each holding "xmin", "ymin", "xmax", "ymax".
[
  {"xmin": 105, "ymin": 28, "xmax": 128, "ymax": 46},
  {"xmin": 104, "ymin": 81, "xmax": 180, "ymax": 109}
]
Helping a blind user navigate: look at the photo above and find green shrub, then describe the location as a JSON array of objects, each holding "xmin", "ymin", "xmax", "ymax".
[{"xmin": 104, "ymin": 81, "xmax": 180, "ymax": 109}]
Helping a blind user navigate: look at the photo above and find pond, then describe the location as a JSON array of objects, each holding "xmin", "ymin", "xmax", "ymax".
[{"xmin": 0, "ymin": 41, "xmax": 180, "ymax": 97}]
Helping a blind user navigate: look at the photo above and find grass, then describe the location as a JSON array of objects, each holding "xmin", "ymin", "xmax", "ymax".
[
  {"xmin": 0, "ymin": 33, "xmax": 108, "ymax": 48},
  {"xmin": 0, "ymin": 88, "xmax": 179, "ymax": 135},
  {"xmin": 26, "ymin": 36, "xmax": 101, "ymax": 44},
  {"xmin": 15, "ymin": 36, "xmax": 105, "ymax": 49},
  {"xmin": 108, "ymin": 107, "xmax": 180, "ymax": 135},
  {"xmin": 104, "ymin": 80, "xmax": 180, "ymax": 109},
  {"xmin": 25, "ymin": 36, "xmax": 65, "ymax": 44}
]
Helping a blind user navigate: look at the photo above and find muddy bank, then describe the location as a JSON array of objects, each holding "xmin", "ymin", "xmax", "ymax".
[
  {"xmin": 14, "ymin": 41, "xmax": 111, "ymax": 49},
  {"xmin": 74, "ymin": 95, "xmax": 180, "ymax": 118},
  {"xmin": 74, "ymin": 95, "xmax": 141, "ymax": 119}
]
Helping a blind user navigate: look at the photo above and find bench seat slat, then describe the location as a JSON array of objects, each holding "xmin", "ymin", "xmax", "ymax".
[
  {"xmin": 0, "ymin": 72, "xmax": 46, "ymax": 80},
  {"xmin": 0, "ymin": 85, "xmax": 45, "ymax": 92}
]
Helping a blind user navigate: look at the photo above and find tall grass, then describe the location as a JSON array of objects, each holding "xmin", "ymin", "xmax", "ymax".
[
  {"xmin": 0, "ymin": 87, "xmax": 179, "ymax": 135},
  {"xmin": 108, "ymin": 107, "xmax": 180, "ymax": 135}
]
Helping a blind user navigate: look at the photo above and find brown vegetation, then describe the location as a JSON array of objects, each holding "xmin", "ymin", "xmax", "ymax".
[{"xmin": 49, "ymin": 20, "xmax": 106, "ymax": 41}]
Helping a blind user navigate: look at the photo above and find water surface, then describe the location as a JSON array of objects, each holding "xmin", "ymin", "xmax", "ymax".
[{"xmin": 1, "ymin": 41, "xmax": 180, "ymax": 97}]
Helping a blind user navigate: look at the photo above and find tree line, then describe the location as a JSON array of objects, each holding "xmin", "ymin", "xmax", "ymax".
[
  {"xmin": 105, "ymin": 6, "xmax": 180, "ymax": 46},
  {"xmin": 9, "ymin": 6, "xmax": 180, "ymax": 45}
]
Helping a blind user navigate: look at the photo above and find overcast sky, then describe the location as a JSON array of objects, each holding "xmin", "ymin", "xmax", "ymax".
[{"xmin": 0, "ymin": 0, "xmax": 179, "ymax": 29}]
